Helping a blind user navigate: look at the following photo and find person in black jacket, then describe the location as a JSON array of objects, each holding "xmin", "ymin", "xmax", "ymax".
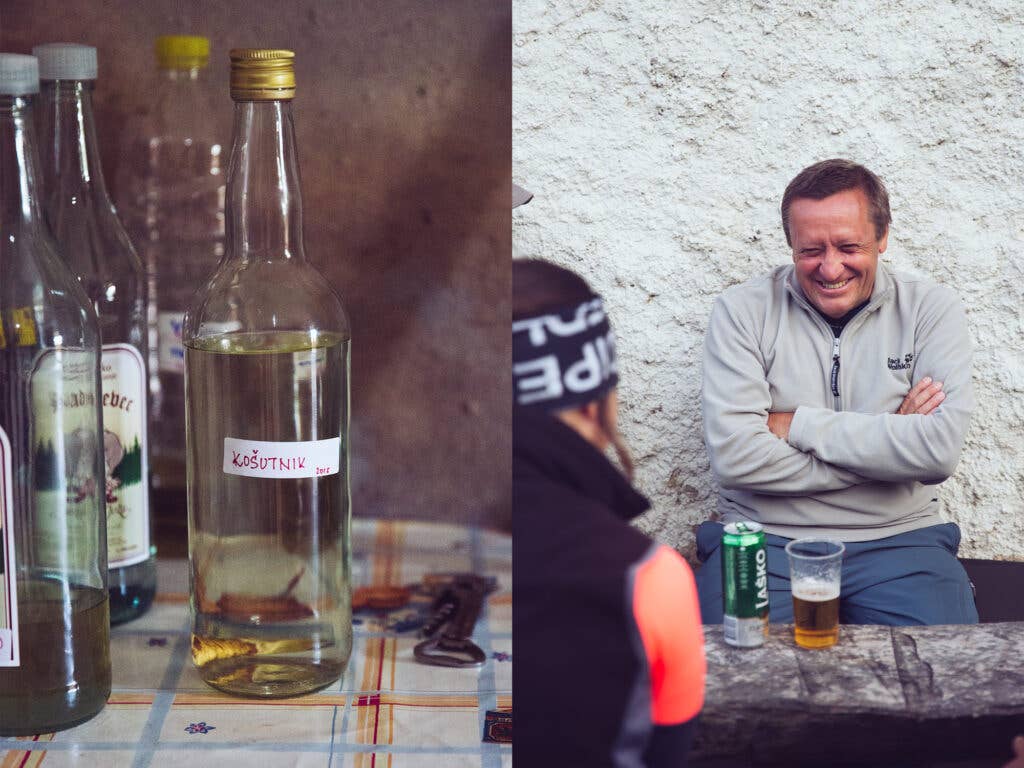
[{"xmin": 513, "ymin": 258, "xmax": 706, "ymax": 767}]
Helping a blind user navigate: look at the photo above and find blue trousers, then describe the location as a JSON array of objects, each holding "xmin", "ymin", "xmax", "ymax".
[{"xmin": 694, "ymin": 521, "xmax": 979, "ymax": 625}]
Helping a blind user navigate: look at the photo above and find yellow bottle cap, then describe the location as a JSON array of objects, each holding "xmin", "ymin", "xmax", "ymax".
[
  {"xmin": 229, "ymin": 49, "xmax": 295, "ymax": 101},
  {"xmin": 155, "ymin": 35, "xmax": 210, "ymax": 70}
]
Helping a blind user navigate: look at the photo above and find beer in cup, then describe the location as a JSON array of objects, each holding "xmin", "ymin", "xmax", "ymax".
[{"xmin": 784, "ymin": 538, "xmax": 845, "ymax": 649}]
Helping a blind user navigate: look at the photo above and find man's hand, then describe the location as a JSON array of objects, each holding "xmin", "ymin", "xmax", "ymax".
[
  {"xmin": 767, "ymin": 411, "xmax": 794, "ymax": 441},
  {"xmin": 769, "ymin": 377, "xmax": 943, "ymax": 441},
  {"xmin": 896, "ymin": 377, "xmax": 945, "ymax": 415}
]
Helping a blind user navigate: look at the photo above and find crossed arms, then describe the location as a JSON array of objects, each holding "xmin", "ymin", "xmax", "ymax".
[{"xmin": 701, "ymin": 285, "xmax": 974, "ymax": 495}]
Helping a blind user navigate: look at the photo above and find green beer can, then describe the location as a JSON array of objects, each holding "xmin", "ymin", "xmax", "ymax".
[{"xmin": 722, "ymin": 521, "xmax": 769, "ymax": 647}]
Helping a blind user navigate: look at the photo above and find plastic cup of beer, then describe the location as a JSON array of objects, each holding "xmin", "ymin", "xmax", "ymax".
[{"xmin": 785, "ymin": 538, "xmax": 845, "ymax": 649}]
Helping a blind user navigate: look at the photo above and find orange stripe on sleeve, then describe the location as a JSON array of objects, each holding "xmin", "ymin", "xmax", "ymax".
[{"xmin": 632, "ymin": 544, "xmax": 706, "ymax": 725}]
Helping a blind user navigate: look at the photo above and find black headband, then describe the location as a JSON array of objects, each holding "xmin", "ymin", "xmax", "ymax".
[{"xmin": 512, "ymin": 297, "xmax": 619, "ymax": 412}]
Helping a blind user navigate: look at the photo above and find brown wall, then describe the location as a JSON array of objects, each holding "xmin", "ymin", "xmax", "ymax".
[{"xmin": 2, "ymin": 1, "xmax": 511, "ymax": 530}]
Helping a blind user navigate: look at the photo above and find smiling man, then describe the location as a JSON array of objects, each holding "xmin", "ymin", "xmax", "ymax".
[{"xmin": 695, "ymin": 158, "xmax": 979, "ymax": 626}]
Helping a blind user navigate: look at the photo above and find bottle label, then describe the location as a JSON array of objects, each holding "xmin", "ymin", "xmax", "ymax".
[
  {"xmin": 0, "ymin": 426, "xmax": 20, "ymax": 667},
  {"xmin": 163, "ymin": 317, "xmax": 244, "ymax": 374},
  {"xmin": 294, "ymin": 347, "xmax": 327, "ymax": 383},
  {"xmin": 223, "ymin": 437, "xmax": 341, "ymax": 479},
  {"xmin": 12, "ymin": 307, "xmax": 38, "ymax": 346},
  {"xmin": 102, "ymin": 344, "xmax": 150, "ymax": 568},
  {"xmin": 29, "ymin": 349, "xmax": 104, "ymax": 585},
  {"xmin": 157, "ymin": 311, "xmax": 186, "ymax": 374},
  {"xmin": 0, "ymin": 306, "xmax": 39, "ymax": 349}
]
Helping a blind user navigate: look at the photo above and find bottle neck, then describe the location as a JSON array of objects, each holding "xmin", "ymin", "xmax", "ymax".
[
  {"xmin": 38, "ymin": 80, "xmax": 113, "ymax": 209},
  {"xmin": 226, "ymin": 99, "xmax": 305, "ymax": 263},
  {"xmin": 0, "ymin": 95, "xmax": 46, "ymax": 228},
  {"xmin": 153, "ymin": 66, "xmax": 212, "ymax": 141},
  {"xmin": 159, "ymin": 66, "xmax": 203, "ymax": 83}
]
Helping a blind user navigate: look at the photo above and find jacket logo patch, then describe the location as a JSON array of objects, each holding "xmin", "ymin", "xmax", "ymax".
[{"xmin": 887, "ymin": 353, "xmax": 914, "ymax": 370}]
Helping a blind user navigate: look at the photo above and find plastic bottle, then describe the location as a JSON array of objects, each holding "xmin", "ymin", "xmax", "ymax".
[
  {"xmin": 184, "ymin": 49, "xmax": 352, "ymax": 698},
  {"xmin": 115, "ymin": 35, "xmax": 224, "ymax": 492},
  {"xmin": 0, "ymin": 52, "xmax": 111, "ymax": 734},
  {"xmin": 34, "ymin": 43, "xmax": 156, "ymax": 625}
]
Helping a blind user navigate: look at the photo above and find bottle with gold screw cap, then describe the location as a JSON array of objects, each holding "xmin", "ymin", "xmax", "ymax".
[{"xmin": 184, "ymin": 49, "xmax": 352, "ymax": 697}]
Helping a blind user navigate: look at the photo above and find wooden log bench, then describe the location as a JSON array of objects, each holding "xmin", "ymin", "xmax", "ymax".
[{"xmin": 689, "ymin": 557, "xmax": 1024, "ymax": 767}]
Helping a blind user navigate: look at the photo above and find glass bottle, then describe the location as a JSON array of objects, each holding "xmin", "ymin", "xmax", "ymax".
[
  {"xmin": 35, "ymin": 43, "xmax": 156, "ymax": 625},
  {"xmin": 114, "ymin": 35, "xmax": 224, "ymax": 493},
  {"xmin": 0, "ymin": 52, "xmax": 110, "ymax": 734},
  {"xmin": 184, "ymin": 49, "xmax": 352, "ymax": 698}
]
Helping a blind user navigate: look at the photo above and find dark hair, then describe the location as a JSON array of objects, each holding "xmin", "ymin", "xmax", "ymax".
[
  {"xmin": 513, "ymin": 258, "xmax": 596, "ymax": 320},
  {"xmin": 512, "ymin": 258, "xmax": 633, "ymax": 478},
  {"xmin": 781, "ymin": 159, "xmax": 891, "ymax": 246}
]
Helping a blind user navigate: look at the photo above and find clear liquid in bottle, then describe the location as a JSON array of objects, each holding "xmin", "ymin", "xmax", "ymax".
[
  {"xmin": 0, "ymin": 582, "xmax": 111, "ymax": 735},
  {"xmin": 186, "ymin": 331, "xmax": 351, "ymax": 697}
]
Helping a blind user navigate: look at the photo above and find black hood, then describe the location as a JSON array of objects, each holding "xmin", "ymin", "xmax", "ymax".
[{"xmin": 513, "ymin": 406, "xmax": 651, "ymax": 523}]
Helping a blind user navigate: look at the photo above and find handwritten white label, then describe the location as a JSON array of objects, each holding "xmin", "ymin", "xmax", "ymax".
[{"xmin": 223, "ymin": 437, "xmax": 341, "ymax": 479}]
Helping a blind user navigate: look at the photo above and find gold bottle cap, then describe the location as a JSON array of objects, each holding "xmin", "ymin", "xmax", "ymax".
[{"xmin": 229, "ymin": 48, "xmax": 295, "ymax": 101}]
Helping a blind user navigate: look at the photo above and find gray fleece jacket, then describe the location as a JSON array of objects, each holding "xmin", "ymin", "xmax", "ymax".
[{"xmin": 701, "ymin": 263, "xmax": 974, "ymax": 541}]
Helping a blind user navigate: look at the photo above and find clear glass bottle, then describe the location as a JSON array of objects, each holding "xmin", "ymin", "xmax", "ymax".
[
  {"xmin": 114, "ymin": 35, "xmax": 224, "ymax": 493},
  {"xmin": 184, "ymin": 49, "xmax": 352, "ymax": 698},
  {"xmin": 0, "ymin": 52, "xmax": 110, "ymax": 734},
  {"xmin": 35, "ymin": 44, "xmax": 156, "ymax": 625}
]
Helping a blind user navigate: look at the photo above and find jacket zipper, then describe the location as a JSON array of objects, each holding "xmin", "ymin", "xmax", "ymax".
[
  {"xmin": 830, "ymin": 336, "xmax": 841, "ymax": 409},
  {"xmin": 784, "ymin": 271, "xmax": 891, "ymax": 413}
]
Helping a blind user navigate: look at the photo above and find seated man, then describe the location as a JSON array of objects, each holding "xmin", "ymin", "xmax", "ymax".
[
  {"xmin": 696, "ymin": 158, "xmax": 978, "ymax": 626},
  {"xmin": 514, "ymin": 258, "xmax": 705, "ymax": 767}
]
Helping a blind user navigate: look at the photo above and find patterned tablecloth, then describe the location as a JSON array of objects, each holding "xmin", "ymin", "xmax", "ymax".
[{"xmin": 0, "ymin": 520, "xmax": 513, "ymax": 768}]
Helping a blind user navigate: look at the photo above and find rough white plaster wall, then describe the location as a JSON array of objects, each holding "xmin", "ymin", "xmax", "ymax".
[{"xmin": 513, "ymin": 0, "xmax": 1024, "ymax": 561}]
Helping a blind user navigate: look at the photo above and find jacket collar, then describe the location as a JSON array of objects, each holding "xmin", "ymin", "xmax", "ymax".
[
  {"xmin": 513, "ymin": 407, "xmax": 651, "ymax": 523},
  {"xmin": 784, "ymin": 262, "xmax": 895, "ymax": 331}
]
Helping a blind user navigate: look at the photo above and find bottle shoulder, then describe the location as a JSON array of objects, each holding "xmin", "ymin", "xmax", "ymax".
[
  {"xmin": 0, "ymin": 229, "xmax": 101, "ymax": 347},
  {"xmin": 183, "ymin": 258, "xmax": 350, "ymax": 342},
  {"xmin": 48, "ymin": 194, "xmax": 145, "ymax": 284}
]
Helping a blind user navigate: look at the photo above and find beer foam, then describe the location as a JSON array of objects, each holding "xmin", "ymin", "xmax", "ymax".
[{"xmin": 791, "ymin": 578, "xmax": 840, "ymax": 601}]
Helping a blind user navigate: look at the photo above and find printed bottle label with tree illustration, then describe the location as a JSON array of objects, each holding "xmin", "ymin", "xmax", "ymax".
[
  {"xmin": 30, "ymin": 349, "xmax": 104, "ymax": 576},
  {"xmin": 100, "ymin": 344, "xmax": 150, "ymax": 568}
]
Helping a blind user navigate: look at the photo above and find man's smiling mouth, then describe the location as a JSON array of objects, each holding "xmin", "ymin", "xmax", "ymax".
[{"xmin": 817, "ymin": 278, "xmax": 851, "ymax": 290}]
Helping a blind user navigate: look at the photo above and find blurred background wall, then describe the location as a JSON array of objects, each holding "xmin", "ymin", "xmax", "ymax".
[
  {"xmin": 514, "ymin": 0, "xmax": 1024, "ymax": 560},
  {"xmin": 4, "ymin": 0, "xmax": 511, "ymax": 531}
]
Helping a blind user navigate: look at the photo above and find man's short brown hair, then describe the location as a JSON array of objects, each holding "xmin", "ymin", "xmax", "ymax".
[{"xmin": 781, "ymin": 159, "xmax": 891, "ymax": 246}]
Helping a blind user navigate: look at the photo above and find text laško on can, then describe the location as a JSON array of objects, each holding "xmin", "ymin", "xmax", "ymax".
[{"xmin": 722, "ymin": 521, "xmax": 769, "ymax": 647}]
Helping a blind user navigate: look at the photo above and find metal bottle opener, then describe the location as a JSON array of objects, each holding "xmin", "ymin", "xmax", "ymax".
[{"xmin": 414, "ymin": 574, "xmax": 494, "ymax": 668}]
